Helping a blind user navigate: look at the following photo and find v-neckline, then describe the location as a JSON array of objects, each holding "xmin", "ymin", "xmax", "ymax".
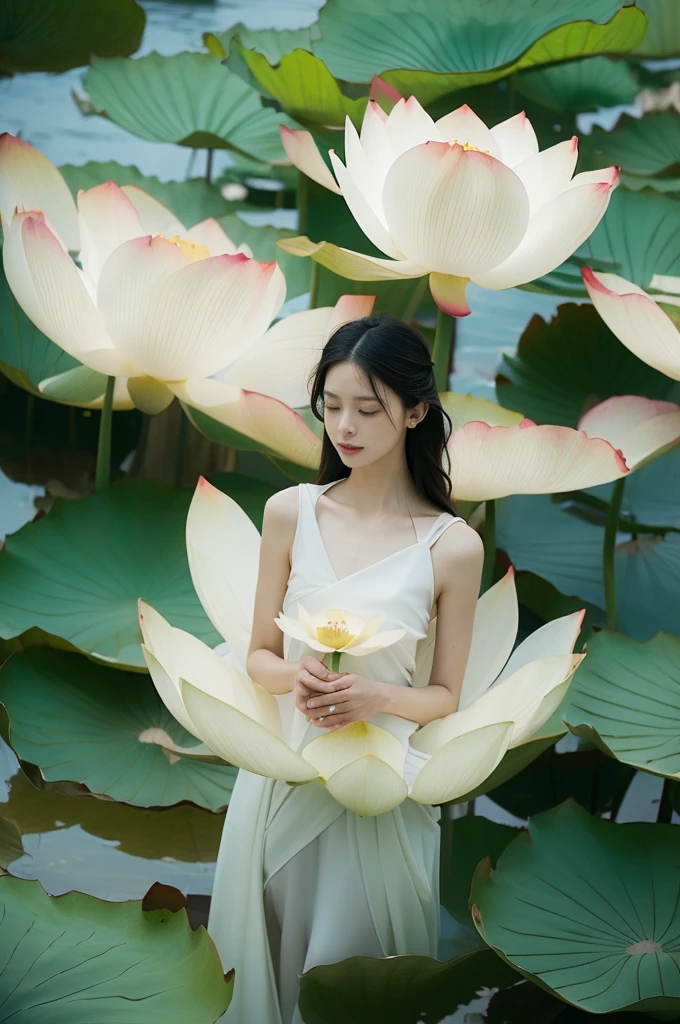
[{"xmin": 310, "ymin": 481, "xmax": 447, "ymax": 585}]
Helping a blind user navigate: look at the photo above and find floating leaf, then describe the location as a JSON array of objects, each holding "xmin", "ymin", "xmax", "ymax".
[
  {"xmin": 441, "ymin": 816, "xmax": 521, "ymax": 925},
  {"xmin": 471, "ymin": 800, "xmax": 680, "ymax": 1016},
  {"xmin": 516, "ymin": 55, "xmax": 638, "ymax": 112},
  {"xmin": 579, "ymin": 112, "xmax": 680, "ymax": 181}
]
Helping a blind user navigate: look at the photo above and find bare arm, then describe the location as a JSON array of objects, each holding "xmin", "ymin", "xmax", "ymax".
[
  {"xmin": 302, "ymin": 522, "xmax": 484, "ymax": 727},
  {"xmin": 245, "ymin": 487, "xmax": 342, "ymax": 695}
]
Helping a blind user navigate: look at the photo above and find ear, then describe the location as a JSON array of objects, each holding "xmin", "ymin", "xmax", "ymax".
[{"xmin": 407, "ymin": 401, "xmax": 429, "ymax": 427}]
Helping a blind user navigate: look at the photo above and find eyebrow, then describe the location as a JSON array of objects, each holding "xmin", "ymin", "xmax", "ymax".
[{"xmin": 323, "ymin": 390, "xmax": 380, "ymax": 401}]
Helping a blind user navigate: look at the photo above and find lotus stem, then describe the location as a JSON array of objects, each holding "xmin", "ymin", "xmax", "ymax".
[
  {"xmin": 297, "ymin": 170, "xmax": 308, "ymax": 236},
  {"xmin": 603, "ymin": 477, "xmax": 626, "ymax": 630},
  {"xmin": 205, "ymin": 148, "xmax": 214, "ymax": 184},
  {"xmin": 432, "ymin": 307, "xmax": 454, "ymax": 392},
  {"xmin": 331, "ymin": 651, "xmax": 341, "ymax": 674},
  {"xmin": 480, "ymin": 498, "xmax": 496, "ymax": 594},
  {"xmin": 657, "ymin": 778, "xmax": 674, "ymax": 824},
  {"xmin": 95, "ymin": 375, "xmax": 115, "ymax": 492}
]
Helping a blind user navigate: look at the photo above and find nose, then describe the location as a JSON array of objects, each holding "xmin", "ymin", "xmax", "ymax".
[{"xmin": 338, "ymin": 409, "xmax": 357, "ymax": 435}]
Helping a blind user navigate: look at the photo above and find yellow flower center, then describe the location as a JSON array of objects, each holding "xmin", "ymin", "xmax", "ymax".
[
  {"xmin": 454, "ymin": 140, "xmax": 490, "ymax": 154},
  {"xmin": 160, "ymin": 234, "xmax": 210, "ymax": 262},
  {"xmin": 316, "ymin": 618, "xmax": 356, "ymax": 650}
]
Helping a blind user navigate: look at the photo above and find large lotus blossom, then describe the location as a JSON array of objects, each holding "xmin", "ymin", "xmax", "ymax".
[
  {"xmin": 278, "ymin": 99, "xmax": 618, "ymax": 316},
  {"xmin": 0, "ymin": 133, "xmax": 370, "ymax": 466},
  {"xmin": 582, "ymin": 267, "xmax": 680, "ymax": 382},
  {"xmin": 138, "ymin": 478, "xmax": 584, "ymax": 816}
]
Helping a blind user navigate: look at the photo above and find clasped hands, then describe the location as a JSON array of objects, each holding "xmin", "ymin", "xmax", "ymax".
[{"xmin": 294, "ymin": 655, "xmax": 388, "ymax": 729}]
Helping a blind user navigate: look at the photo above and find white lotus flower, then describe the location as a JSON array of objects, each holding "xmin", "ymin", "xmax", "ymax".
[
  {"xmin": 138, "ymin": 479, "xmax": 584, "ymax": 816},
  {"xmin": 0, "ymin": 133, "xmax": 370, "ymax": 466},
  {"xmin": 582, "ymin": 267, "xmax": 680, "ymax": 382},
  {"xmin": 275, "ymin": 603, "xmax": 406, "ymax": 655},
  {"xmin": 278, "ymin": 99, "xmax": 618, "ymax": 315}
]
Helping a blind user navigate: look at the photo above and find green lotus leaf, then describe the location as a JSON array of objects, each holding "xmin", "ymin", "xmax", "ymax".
[
  {"xmin": 207, "ymin": 24, "xmax": 314, "ymax": 65},
  {"xmin": 298, "ymin": 947, "xmax": 520, "ymax": 1024},
  {"xmin": 441, "ymin": 816, "xmax": 521, "ymax": 925},
  {"xmin": 534, "ymin": 187, "xmax": 680, "ymax": 295},
  {"xmin": 515, "ymin": 55, "xmax": 638, "ymax": 112},
  {"xmin": 497, "ymin": 302, "xmax": 680, "ymax": 427},
  {"xmin": 0, "ymin": 649, "xmax": 237, "ymax": 810},
  {"xmin": 0, "ymin": 256, "xmax": 78, "ymax": 396},
  {"xmin": 228, "ymin": 43, "xmax": 366, "ymax": 128},
  {"xmin": 564, "ymin": 630, "xmax": 680, "ymax": 781},
  {"xmin": 488, "ymin": 742, "xmax": 635, "ymax": 820},
  {"xmin": 486, "ymin": 977, "xmax": 662, "ymax": 1023},
  {"xmin": 0, "ymin": 0, "xmax": 144, "ymax": 75},
  {"xmin": 60, "ymin": 161, "xmax": 247, "ymax": 226},
  {"xmin": 495, "ymin": 474, "xmax": 680, "ymax": 641},
  {"xmin": 312, "ymin": 0, "xmax": 645, "ymax": 105},
  {"xmin": 0, "ymin": 875, "xmax": 233, "ymax": 1020},
  {"xmin": 516, "ymin": 573, "xmax": 606, "ymax": 634},
  {"xmin": 0, "ymin": 817, "xmax": 23, "ymax": 872},
  {"xmin": 83, "ymin": 51, "xmax": 299, "ymax": 162},
  {"xmin": 621, "ymin": 172, "xmax": 680, "ymax": 192},
  {"xmin": 1, "ymin": 761, "xmax": 225, "ymax": 864},
  {"xmin": 0, "ymin": 476, "xmax": 272, "ymax": 669},
  {"xmin": 632, "ymin": 0, "xmax": 680, "ymax": 57},
  {"xmin": 579, "ymin": 112, "xmax": 680, "ymax": 181},
  {"xmin": 471, "ymin": 800, "xmax": 680, "ymax": 1016}
]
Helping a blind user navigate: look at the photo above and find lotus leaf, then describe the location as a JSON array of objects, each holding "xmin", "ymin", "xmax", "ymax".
[
  {"xmin": 0, "ymin": 477, "xmax": 271, "ymax": 669},
  {"xmin": 516, "ymin": 56, "xmax": 638, "ymax": 112},
  {"xmin": 471, "ymin": 800, "xmax": 680, "ymax": 1015},
  {"xmin": 298, "ymin": 947, "xmax": 519, "ymax": 1024},
  {"xmin": 312, "ymin": 0, "xmax": 645, "ymax": 105},
  {"xmin": 579, "ymin": 113, "xmax": 680, "ymax": 183},
  {"xmin": 565, "ymin": 630, "xmax": 680, "ymax": 781},
  {"xmin": 84, "ymin": 51, "xmax": 298, "ymax": 162},
  {"xmin": 632, "ymin": 0, "xmax": 680, "ymax": 57},
  {"xmin": 0, "ymin": 876, "xmax": 233, "ymax": 1021},
  {"xmin": 0, "ymin": 649, "xmax": 237, "ymax": 810},
  {"xmin": 497, "ymin": 302, "xmax": 680, "ymax": 427},
  {"xmin": 441, "ymin": 816, "xmax": 521, "ymax": 925},
  {"xmin": 0, "ymin": 0, "xmax": 144, "ymax": 75},
  {"xmin": 0, "ymin": 816, "xmax": 23, "ymax": 871}
]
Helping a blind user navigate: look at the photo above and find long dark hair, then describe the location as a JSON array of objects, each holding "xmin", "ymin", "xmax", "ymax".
[{"xmin": 308, "ymin": 314, "xmax": 457, "ymax": 515}]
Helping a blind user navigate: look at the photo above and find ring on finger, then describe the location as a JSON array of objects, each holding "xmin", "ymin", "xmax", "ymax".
[{"xmin": 328, "ymin": 704, "xmax": 336, "ymax": 714}]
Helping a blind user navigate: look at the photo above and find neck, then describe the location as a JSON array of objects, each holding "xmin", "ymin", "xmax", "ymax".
[{"xmin": 336, "ymin": 448, "xmax": 416, "ymax": 515}]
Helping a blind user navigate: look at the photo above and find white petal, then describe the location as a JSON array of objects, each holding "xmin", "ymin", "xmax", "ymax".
[
  {"xmin": 346, "ymin": 628, "xmax": 406, "ymax": 654},
  {"xmin": 279, "ymin": 126, "xmax": 343, "ymax": 194},
  {"xmin": 330, "ymin": 149, "xmax": 404, "ymax": 260},
  {"xmin": 127, "ymin": 376, "xmax": 175, "ymax": 415},
  {"xmin": 186, "ymin": 217, "xmax": 239, "ymax": 256},
  {"xmin": 409, "ymin": 721, "xmax": 513, "ymax": 804},
  {"xmin": 323, "ymin": 757, "xmax": 408, "ymax": 816},
  {"xmin": 0, "ymin": 133, "xmax": 79, "ymax": 250},
  {"xmin": 491, "ymin": 611, "xmax": 584, "ymax": 690},
  {"xmin": 474, "ymin": 178, "xmax": 617, "ymax": 290},
  {"xmin": 435, "ymin": 104, "xmax": 502, "ymax": 160},
  {"xmin": 359, "ymin": 100, "xmax": 396, "ymax": 195},
  {"xmin": 489, "ymin": 111, "xmax": 539, "ymax": 167},
  {"xmin": 513, "ymin": 137, "xmax": 578, "ymax": 216},
  {"xmin": 383, "ymin": 142, "xmax": 529, "ymax": 276},
  {"xmin": 77, "ymin": 182, "xmax": 145, "ymax": 286},
  {"xmin": 121, "ymin": 184, "xmax": 186, "ymax": 236},
  {"xmin": 459, "ymin": 567, "xmax": 519, "ymax": 708},
  {"xmin": 277, "ymin": 235, "xmax": 428, "ymax": 281},
  {"xmin": 385, "ymin": 96, "xmax": 441, "ymax": 158}
]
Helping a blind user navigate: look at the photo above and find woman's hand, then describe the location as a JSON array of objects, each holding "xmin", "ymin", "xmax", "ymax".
[
  {"xmin": 304, "ymin": 671, "xmax": 389, "ymax": 729},
  {"xmin": 294, "ymin": 655, "xmax": 345, "ymax": 717}
]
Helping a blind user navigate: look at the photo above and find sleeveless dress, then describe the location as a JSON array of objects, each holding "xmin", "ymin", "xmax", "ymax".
[{"xmin": 208, "ymin": 480, "xmax": 465, "ymax": 1024}]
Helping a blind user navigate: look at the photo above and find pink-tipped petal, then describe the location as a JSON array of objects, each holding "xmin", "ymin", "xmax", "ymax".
[
  {"xmin": 277, "ymin": 235, "xmax": 428, "ymax": 281},
  {"xmin": 0, "ymin": 133, "xmax": 79, "ymax": 250},
  {"xmin": 578, "ymin": 394, "xmax": 680, "ymax": 470},
  {"xmin": 582, "ymin": 268, "xmax": 680, "ymax": 382},
  {"xmin": 473, "ymin": 179, "xmax": 616, "ymax": 291},
  {"xmin": 121, "ymin": 184, "xmax": 186, "ymax": 237},
  {"xmin": 383, "ymin": 142, "xmax": 529, "ymax": 276},
  {"xmin": 429, "ymin": 272, "xmax": 471, "ymax": 316},
  {"xmin": 435, "ymin": 104, "xmax": 502, "ymax": 160},
  {"xmin": 489, "ymin": 111, "xmax": 539, "ymax": 168},
  {"xmin": 18, "ymin": 213, "xmax": 112, "ymax": 362},
  {"xmin": 513, "ymin": 137, "xmax": 579, "ymax": 216},
  {"xmin": 568, "ymin": 165, "xmax": 619, "ymax": 190},
  {"xmin": 359, "ymin": 100, "xmax": 395, "ymax": 194},
  {"xmin": 329, "ymin": 149, "xmax": 404, "ymax": 259},
  {"xmin": 385, "ymin": 96, "xmax": 441, "ymax": 158},
  {"xmin": 186, "ymin": 218, "xmax": 239, "ymax": 256},
  {"xmin": 448, "ymin": 419, "xmax": 629, "ymax": 501},
  {"xmin": 459, "ymin": 567, "xmax": 519, "ymax": 707},
  {"xmin": 328, "ymin": 293, "xmax": 376, "ymax": 332},
  {"xmin": 279, "ymin": 125, "xmax": 342, "ymax": 195},
  {"xmin": 368, "ymin": 75, "xmax": 401, "ymax": 104},
  {"xmin": 77, "ymin": 182, "xmax": 144, "ymax": 285}
]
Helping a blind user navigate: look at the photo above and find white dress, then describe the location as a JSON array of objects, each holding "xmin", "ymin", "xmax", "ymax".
[{"xmin": 208, "ymin": 480, "xmax": 464, "ymax": 1024}]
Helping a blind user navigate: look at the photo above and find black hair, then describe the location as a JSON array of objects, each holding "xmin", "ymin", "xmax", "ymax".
[{"xmin": 308, "ymin": 314, "xmax": 457, "ymax": 515}]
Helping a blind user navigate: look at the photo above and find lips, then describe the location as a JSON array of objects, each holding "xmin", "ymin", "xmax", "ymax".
[{"xmin": 338, "ymin": 443, "xmax": 363, "ymax": 454}]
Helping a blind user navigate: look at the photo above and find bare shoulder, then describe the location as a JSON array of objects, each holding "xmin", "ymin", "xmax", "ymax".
[
  {"xmin": 435, "ymin": 518, "xmax": 484, "ymax": 568},
  {"xmin": 262, "ymin": 485, "xmax": 302, "ymax": 554}
]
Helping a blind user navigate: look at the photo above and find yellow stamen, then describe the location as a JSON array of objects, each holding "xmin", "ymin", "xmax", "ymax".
[
  {"xmin": 316, "ymin": 618, "xmax": 356, "ymax": 650},
  {"xmin": 160, "ymin": 234, "xmax": 210, "ymax": 262},
  {"xmin": 454, "ymin": 140, "xmax": 490, "ymax": 155}
]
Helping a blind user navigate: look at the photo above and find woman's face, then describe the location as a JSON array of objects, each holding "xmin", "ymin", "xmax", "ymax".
[{"xmin": 322, "ymin": 361, "xmax": 427, "ymax": 468}]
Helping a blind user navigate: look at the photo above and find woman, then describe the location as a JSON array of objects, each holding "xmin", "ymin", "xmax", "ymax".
[{"xmin": 208, "ymin": 314, "xmax": 484, "ymax": 1023}]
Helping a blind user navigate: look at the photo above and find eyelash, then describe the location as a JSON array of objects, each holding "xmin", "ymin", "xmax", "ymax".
[{"xmin": 325, "ymin": 407, "xmax": 378, "ymax": 416}]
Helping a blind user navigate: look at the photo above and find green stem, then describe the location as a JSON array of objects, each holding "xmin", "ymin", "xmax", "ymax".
[
  {"xmin": 324, "ymin": 650, "xmax": 342, "ymax": 674},
  {"xmin": 205, "ymin": 148, "xmax": 214, "ymax": 184},
  {"xmin": 657, "ymin": 778, "xmax": 675, "ymax": 824},
  {"xmin": 432, "ymin": 307, "xmax": 454, "ymax": 392},
  {"xmin": 603, "ymin": 477, "xmax": 626, "ymax": 631},
  {"xmin": 95, "ymin": 375, "xmax": 115, "ymax": 492},
  {"xmin": 480, "ymin": 498, "xmax": 496, "ymax": 594},
  {"xmin": 297, "ymin": 170, "xmax": 308, "ymax": 237}
]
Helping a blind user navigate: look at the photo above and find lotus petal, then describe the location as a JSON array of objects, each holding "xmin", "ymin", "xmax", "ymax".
[
  {"xmin": 127, "ymin": 376, "xmax": 175, "ymax": 415},
  {"xmin": 279, "ymin": 126, "xmax": 343, "ymax": 195},
  {"xmin": 582, "ymin": 268, "xmax": 680, "ymax": 381},
  {"xmin": 359, "ymin": 100, "xmax": 395, "ymax": 193},
  {"xmin": 489, "ymin": 111, "xmax": 539, "ymax": 168},
  {"xmin": 448, "ymin": 419, "xmax": 629, "ymax": 501},
  {"xmin": 303, "ymin": 721, "xmax": 408, "ymax": 816},
  {"xmin": 383, "ymin": 143, "xmax": 529, "ymax": 277},
  {"xmin": 330, "ymin": 149, "xmax": 405, "ymax": 260},
  {"xmin": 185, "ymin": 477, "xmax": 261, "ymax": 668},
  {"xmin": 121, "ymin": 184, "xmax": 185, "ymax": 237},
  {"xmin": 513, "ymin": 137, "xmax": 578, "ymax": 216},
  {"xmin": 441, "ymin": 392, "xmax": 525, "ymax": 429},
  {"xmin": 174, "ymin": 379, "xmax": 322, "ymax": 469},
  {"xmin": 491, "ymin": 611, "xmax": 585, "ymax": 691},
  {"xmin": 409, "ymin": 721, "xmax": 513, "ymax": 804},
  {"xmin": 473, "ymin": 177, "xmax": 618, "ymax": 290},
  {"xmin": 578, "ymin": 395, "xmax": 680, "ymax": 471},
  {"xmin": 277, "ymin": 235, "xmax": 428, "ymax": 282},
  {"xmin": 435, "ymin": 104, "xmax": 502, "ymax": 159},
  {"xmin": 459, "ymin": 568, "xmax": 519, "ymax": 708},
  {"xmin": 429, "ymin": 272, "xmax": 471, "ymax": 317},
  {"xmin": 385, "ymin": 96, "xmax": 441, "ymax": 159},
  {"xmin": 186, "ymin": 218, "xmax": 241, "ymax": 257},
  {"xmin": 0, "ymin": 133, "xmax": 79, "ymax": 250},
  {"xmin": 77, "ymin": 182, "xmax": 144, "ymax": 285}
]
